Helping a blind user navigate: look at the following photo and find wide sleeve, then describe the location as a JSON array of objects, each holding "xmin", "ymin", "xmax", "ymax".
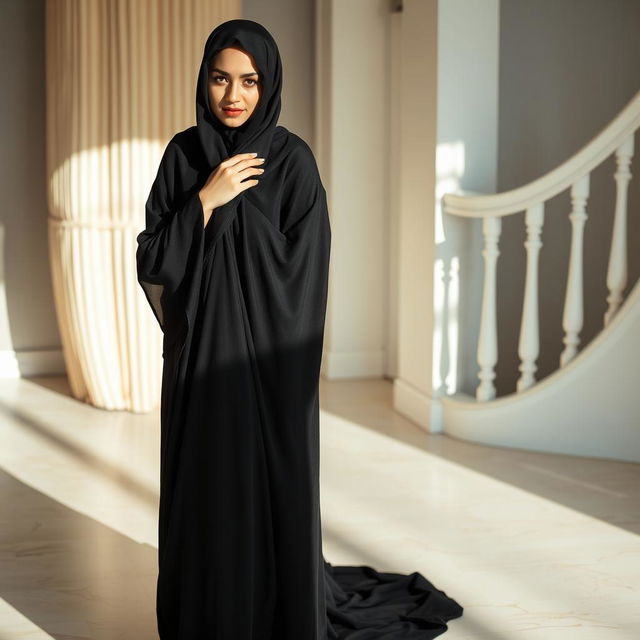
[
  {"xmin": 254, "ymin": 137, "xmax": 331, "ymax": 362},
  {"xmin": 135, "ymin": 139, "xmax": 206, "ymax": 334},
  {"xmin": 287, "ymin": 142, "xmax": 331, "ymax": 316},
  {"xmin": 280, "ymin": 140, "xmax": 330, "ymax": 241}
]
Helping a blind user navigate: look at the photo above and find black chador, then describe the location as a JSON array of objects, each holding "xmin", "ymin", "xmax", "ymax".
[{"xmin": 136, "ymin": 18, "xmax": 463, "ymax": 639}]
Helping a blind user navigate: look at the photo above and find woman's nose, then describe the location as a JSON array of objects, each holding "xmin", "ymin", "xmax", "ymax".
[{"xmin": 226, "ymin": 81, "xmax": 240, "ymax": 101}]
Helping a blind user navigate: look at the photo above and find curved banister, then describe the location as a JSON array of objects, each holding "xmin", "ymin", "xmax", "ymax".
[
  {"xmin": 442, "ymin": 90, "xmax": 640, "ymax": 217},
  {"xmin": 439, "ymin": 88, "xmax": 638, "ymax": 403}
]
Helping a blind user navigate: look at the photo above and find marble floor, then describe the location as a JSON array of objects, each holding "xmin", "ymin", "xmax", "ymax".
[{"xmin": 1, "ymin": 375, "xmax": 639, "ymax": 639}]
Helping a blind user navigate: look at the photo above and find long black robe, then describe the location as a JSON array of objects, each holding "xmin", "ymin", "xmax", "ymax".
[{"xmin": 136, "ymin": 18, "xmax": 463, "ymax": 640}]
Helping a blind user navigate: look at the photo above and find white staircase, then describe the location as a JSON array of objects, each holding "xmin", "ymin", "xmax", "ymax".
[{"xmin": 441, "ymin": 91, "xmax": 640, "ymax": 462}]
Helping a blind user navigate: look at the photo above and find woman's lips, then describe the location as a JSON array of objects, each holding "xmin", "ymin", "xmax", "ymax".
[{"xmin": 223, "ymin": 108, "xmax": 244, "ymax": 116}]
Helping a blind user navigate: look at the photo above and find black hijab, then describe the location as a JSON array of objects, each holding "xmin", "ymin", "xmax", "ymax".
[{"xmin": 195, "ymin": 19, "xmax": 283, "ymax": 164}]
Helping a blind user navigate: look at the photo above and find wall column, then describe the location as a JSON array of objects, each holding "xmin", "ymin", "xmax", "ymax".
[{"xmin": 394, "ymin": 0, "xmax": 499, "ymax": 431}]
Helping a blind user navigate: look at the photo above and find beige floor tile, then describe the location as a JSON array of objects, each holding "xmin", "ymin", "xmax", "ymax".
[{"xmin": 1, "ymin": 375, "xmax": 638, "ymax": 639}]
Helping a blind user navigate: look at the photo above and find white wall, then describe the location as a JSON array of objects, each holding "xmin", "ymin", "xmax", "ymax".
[
  {"xmin": 314, "ymin": 0, "xmax": 501, "ymax": 432},
  {"xmin": 315, "ymin": 0, "xmax": 391, "ymax": 381},
  {"xmin": 243, "ymin": 0, "xmax": 315, "ymax": 147},
  {"xmin": 435, "ymin": 0, "xmax": 500, "ymax": 397},
  {"xmin": 392, "ymin": 0, "xmax": 440, "ymax": 430}
]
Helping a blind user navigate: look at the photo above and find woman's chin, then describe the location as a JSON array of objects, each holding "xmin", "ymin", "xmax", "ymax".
[{"xmin": 217, "ymin": 111, "xmax": 248, "ymax": 126}]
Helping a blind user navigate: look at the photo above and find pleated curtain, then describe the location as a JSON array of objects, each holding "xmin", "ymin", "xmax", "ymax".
[{"xmin": 45, "ymin": 0, "xmax": 240, "ymax": 412}]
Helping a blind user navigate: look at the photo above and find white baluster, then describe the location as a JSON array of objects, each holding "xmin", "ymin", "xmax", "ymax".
[
  {"xmin": 560, "ymin": 174, "xmax": 590, "ymax": 368},
  {"xmin": 434, "ymin": 257, "xmax": 448, "ymax": 396},
  {"xmin": 517, "ymin": 203, "xmax": 544, "ymax": 392},
  {"xmin": 436, "ymin": 256, "xmax": 457, "ymax": 396},
  {"xmin": 476, "ymin": 216, "xmax": 501, "ymax": 401},
  {"xmin": 604, "ymin": 135, "xmax": 634, "ymax": 326}
]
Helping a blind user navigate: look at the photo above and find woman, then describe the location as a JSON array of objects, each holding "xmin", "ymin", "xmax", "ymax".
[{"xmin": 136, "ymin": 18, "xmax": 463, "ymax": 639}]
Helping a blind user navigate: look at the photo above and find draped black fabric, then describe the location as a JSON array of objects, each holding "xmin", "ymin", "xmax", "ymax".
[{"xmin": 136, "ymin": 18, "xmax": 463, "ymax": 639}]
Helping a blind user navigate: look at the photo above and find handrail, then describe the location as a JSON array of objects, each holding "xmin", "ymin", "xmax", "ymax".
[
  {"xmin": 442, "ymin": 90, "xmax": 640, "ymax": 217},
  {"xmin": 438, "ymin": 89, "xmax": 638, "ymax": 402}
]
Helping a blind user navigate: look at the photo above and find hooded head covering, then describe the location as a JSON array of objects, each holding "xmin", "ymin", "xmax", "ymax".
[{"xmin": 195, "ymin": 19, "xmax": 283, "ymax": 167}]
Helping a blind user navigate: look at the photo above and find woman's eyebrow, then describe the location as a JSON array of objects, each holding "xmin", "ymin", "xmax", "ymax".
[{"xmin": 210, "ymin": 67, "xmax": 259, "ymax": 78}]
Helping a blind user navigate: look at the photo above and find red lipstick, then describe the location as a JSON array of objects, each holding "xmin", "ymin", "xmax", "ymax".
[{"xmin": 223, "ymin": 108, "xmax": 244, "ymax": 116}]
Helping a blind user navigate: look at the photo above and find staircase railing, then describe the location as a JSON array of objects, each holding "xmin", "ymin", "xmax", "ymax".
[{"xmin": 441, "ymin": 90, "xmax": 640, "ymax": 402}]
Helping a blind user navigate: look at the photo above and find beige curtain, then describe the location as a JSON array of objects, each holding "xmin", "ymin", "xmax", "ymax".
[{"xmin": 45, "ymin": 0, "xmax": 240, "ymax": 412}]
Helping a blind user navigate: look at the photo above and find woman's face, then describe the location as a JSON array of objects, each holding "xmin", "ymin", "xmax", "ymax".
[{"xmin": 208, "ymin": 46, "xmax": 262, "ymax": 127}]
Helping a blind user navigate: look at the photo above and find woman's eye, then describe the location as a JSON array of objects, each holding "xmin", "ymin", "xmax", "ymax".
[{"xmin": 209, "ymin": 75, "xmax": 258, "ymax": 87}]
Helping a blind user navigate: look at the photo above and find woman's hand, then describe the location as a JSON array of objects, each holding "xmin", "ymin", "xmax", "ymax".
[{"xmin": 199, "ymin": 153, "xmax": 265, "ymax": 222}]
